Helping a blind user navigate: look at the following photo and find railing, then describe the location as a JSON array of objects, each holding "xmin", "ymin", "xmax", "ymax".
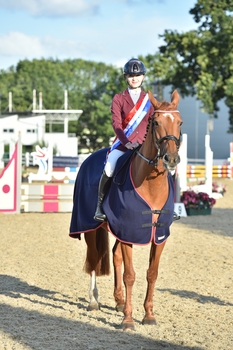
[{"xmin": 1, "ymin": 153, "xmax": 89, "ymax": 168}]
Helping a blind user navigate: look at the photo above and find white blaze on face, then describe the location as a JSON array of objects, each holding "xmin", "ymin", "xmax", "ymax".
[{"xmin": 163, "ymin": 113, "xmax": 174, "ymax": 122}]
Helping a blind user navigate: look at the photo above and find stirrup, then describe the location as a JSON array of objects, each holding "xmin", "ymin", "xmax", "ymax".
[{"xmin": 94, "ymin": 213, "xmax": 107, "ymax": 222}]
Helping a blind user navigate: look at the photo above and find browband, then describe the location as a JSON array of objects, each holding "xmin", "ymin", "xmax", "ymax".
[{"xmin": 155, "ymin": 110, "xmax": 180, "ymax": 113}]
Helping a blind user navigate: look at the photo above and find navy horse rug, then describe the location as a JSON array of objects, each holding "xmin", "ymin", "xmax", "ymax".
[{"xmin": 69, "ymin": 147, "xmax": 175, "ymax": 245}]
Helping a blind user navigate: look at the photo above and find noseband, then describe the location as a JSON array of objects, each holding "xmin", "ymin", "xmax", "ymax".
[{"xmin": 136, "ymin": 109, "xmax": 181, "ymax": 166}]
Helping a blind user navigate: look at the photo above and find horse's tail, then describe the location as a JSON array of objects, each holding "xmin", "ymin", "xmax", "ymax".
[
  {"xmin": 96, "ymin": 226, "xmax": 110, "ymax": 276},
  {"xmin": 84, "ymin": 226, "xmax": 110, "ymax": 276}
]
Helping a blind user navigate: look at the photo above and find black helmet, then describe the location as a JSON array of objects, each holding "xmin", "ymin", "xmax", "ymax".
[{"xmin": 123, "ymin": 58, "xmax": 146, "ymax": 76}]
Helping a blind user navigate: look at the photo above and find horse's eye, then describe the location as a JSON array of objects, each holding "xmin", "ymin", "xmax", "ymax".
[
  {"xmin": 154, "ymin": 120, "xmax": 159, "ymax": 127},
  {"xmin": 180, "ymin": 122, "xmax": 183, "ymax": 127}
]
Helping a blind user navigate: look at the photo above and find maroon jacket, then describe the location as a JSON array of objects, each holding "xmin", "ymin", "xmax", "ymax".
[{"xmin": 111, "ymin": 89, "xmax": 154, "ymax": 151}]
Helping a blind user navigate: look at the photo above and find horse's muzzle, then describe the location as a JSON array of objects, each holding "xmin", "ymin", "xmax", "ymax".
[{"xmin": 163, "ymin": 153, "xmax": 180, "ymax": 171}]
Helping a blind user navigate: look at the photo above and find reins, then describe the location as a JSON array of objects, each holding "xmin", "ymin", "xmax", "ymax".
[
  {"xmin": 113, "ymin": 108, "xmax": 181, "ymax": 183},
  {"xmin": 136, "ymin": 109, "xmax": 181, "ymax": 166}
]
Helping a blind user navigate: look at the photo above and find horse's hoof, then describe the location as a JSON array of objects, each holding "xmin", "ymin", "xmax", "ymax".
[
  {"xmin": 87, "ymin": 303, "xmax": 99, "ymax": 311},
  {"xmin": 142, "ymin": 317, "xmax": 156, "ymax": 325},
  {"xmin": 122, "ymin": 322, "xmax": 135, "ymax": 331},
  {"xmin": 115, "ymin": 304, "xmax": 124, "ymax": 313}
]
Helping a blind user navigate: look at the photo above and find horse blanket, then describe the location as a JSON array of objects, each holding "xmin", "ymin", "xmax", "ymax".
[{"xmin": 69, "ymin": 147, "xmax": 174, "ymax": 245}]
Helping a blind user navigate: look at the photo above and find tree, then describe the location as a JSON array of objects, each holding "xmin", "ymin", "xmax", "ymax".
[
  {"xmin": 69, "ymin": 61, "xmax": 125, "ymax": 152},
  {"xmin": 0, "ymin": 57, "xmax": 156, "ymax": 152},
  {"xmin": 0, "ymin": 58, "xmax": 125, "ymax": 151},
  {"xmin": 145, "ymin": 0, "xmax": 233, "ymax": 132},
  {"xmin": 0, "ymin": 66, "xmax": 17, "ymax": 113}
]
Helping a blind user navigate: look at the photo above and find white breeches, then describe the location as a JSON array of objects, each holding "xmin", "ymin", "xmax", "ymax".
[{"xmin": 104, "ymin": 149, "xmax": 125, "ymax": 177}]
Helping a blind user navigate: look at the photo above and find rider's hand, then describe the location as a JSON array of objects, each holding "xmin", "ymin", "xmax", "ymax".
[{"xmin": 125, "ymin": 142, "xmax": 139, "ymax": 150}]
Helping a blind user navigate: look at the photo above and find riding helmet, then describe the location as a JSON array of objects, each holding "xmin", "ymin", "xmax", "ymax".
[{"xmin": 123, "ymin": 58, "xmax": 146, "ymax": 76}]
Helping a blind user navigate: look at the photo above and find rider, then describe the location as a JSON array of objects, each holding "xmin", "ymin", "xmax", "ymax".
[{"xmin": 94, "ymin": 58, "xmax": 154, "ymax": 222}]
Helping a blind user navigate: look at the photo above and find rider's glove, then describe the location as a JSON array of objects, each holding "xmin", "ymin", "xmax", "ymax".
[{"xmin": 125, "ymin": 142, "xmax": 139, "ymax": 150}]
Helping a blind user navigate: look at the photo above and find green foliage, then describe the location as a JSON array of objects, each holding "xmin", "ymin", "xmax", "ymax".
[{"xmin": 144, "ymin": 0, "xmax": 233, "ymax": 132}]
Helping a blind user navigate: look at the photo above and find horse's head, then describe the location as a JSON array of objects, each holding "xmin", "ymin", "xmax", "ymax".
[{"xmin": 147, "ymin": 90, "xmax": 182, "ymax": 172}]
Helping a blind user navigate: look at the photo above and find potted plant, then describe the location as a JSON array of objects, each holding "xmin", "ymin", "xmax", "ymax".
[
  {"xmin": 212, "ymin": 181, "xmax": 227, "ymax": 196},
  {"xmin": 180, "ymin": 190, "xmax": 216, "ymax": 216},
  {"xmin": 199, "ymin": 180, "xmax": 227, "ymax": 196}
]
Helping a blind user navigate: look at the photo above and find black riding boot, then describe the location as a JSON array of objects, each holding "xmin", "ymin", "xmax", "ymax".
[{"xmin": 94, "ymin": 171, "xmax": 111, "ymax": 222}]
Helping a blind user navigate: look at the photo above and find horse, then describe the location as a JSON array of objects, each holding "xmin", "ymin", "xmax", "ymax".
[{"xmin": 69, "ymin": 89, "xmax": 182, "ymax": 331}]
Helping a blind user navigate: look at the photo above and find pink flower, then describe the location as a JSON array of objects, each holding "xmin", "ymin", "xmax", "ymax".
[{"xmin": 181, "ymin": 190, "xmax": 216, "ymax": 209}]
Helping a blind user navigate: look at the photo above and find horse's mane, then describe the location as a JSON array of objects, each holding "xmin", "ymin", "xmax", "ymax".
[{"xmin": 142, "ymin": 116, "xmax": 152, "ymax": 142}]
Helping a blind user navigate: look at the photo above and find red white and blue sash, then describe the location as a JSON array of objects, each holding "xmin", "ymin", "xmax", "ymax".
[{"xmin": 110, "ymin": 93, "xmax": 151, "ymax": 152}]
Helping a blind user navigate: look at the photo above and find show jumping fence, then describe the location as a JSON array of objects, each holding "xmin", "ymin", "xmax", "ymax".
[
  {"xmin": 21, "ymin": 183, "xmax": 73, "ymax": 212},
  {"xmin": 1, "ymin": 135, "xmax": 233, "ymax": 213},
  {"xmin": 187, "ymin": 164, "xmax": 232, "ymax": 179},
  {"xmin": 176, "ymin": 134, "xmax": 233, "ymax": 202}
]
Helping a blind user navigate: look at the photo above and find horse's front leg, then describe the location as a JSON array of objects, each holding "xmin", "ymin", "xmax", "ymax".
[
  {"xmin": 142, "ymin": 241, "xmax": 166, "ymax": 325},
  {"xmin": 121, "ymin": 242, "xmax": 135, "ymax": 331},
  {"xmin": 112, "ymin": 240, "xmax": 125, "ymax": 312}
]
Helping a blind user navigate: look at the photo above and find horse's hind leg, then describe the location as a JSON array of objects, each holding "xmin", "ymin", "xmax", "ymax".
[
  {"xmin": 142, "ymin": 241, "xmax": 166, "ymax": 325},
  {"xmin": 112, "ymin": 240, "xmax": 125, "ymax": 312},
  {"xmin": 84, "ymin": 231, "xmax": 100, "ymax": 311},
  {"xmin": 87, "ymin": 271, "xmax": 99, "ymax": 311}
]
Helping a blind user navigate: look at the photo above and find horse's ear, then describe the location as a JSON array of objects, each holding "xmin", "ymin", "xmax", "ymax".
[
  {"xmin": 148, "ymin": 90, "xmax": 160, "ymax": 109},
  {"xmin": 171, "ymin": 90, "xmax": 180, "ymax": 107}
]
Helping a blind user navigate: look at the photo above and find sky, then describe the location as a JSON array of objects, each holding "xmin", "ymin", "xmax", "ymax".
[{"xmin": 0, "ymin": 0, "xmax": 199, "ymax": 71}]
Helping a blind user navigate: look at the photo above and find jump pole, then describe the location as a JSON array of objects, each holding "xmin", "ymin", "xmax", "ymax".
[
  {"xmin": 205, "ymin": 134, "xmax": 213, "ymax": 196},
  {"xmin": 230, "ymin": 142, "xmax": 233, "ymax": 179},
  {"xmin": 177, "ymin": 133, "xmax": 188, "ymax": 193},
  {"xmin": 174, "ymin": 133, "xmax": 187, "ymax": 217},
  {"xmin": 16, "ymin": 133, "xmax": 22, "ymax": 213}
]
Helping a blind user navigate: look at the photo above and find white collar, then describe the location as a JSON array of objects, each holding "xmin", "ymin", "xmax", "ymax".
[{"xmin": 128, "ymin": 87, "xmax": 141, "ymax": 95}]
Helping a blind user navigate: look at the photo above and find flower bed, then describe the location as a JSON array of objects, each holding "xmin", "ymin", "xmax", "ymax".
[
  {"xmin": 181, "ymin": 190, "xmax": 216, "ymax": 215},
  {"xmin": 186, "ymin": 207, "xmax": 212, "ymax": 216}
]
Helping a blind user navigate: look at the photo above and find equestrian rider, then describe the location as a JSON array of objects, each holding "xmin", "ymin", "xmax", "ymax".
[{"xmin": 94, "ymin": 58, "xmax": 154, "ymax": 222}]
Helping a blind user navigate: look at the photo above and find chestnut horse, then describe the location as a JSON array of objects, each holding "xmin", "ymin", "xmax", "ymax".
[{"xmin": 70, "ymin": 90, "xmax": 182, "ymax": 331}]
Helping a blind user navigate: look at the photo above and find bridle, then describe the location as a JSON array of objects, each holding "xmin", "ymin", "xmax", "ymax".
[{"xmin": 136, "ymin": 109, "xmax": 181, "ymax": 166}]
